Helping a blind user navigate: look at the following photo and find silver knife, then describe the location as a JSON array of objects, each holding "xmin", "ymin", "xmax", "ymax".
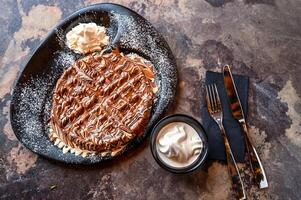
[{"xmin": 223, "ymin": 65, "xmax": 268, "ymax": 189}]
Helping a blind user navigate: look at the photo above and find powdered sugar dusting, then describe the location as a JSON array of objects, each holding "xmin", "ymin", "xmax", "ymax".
[
  {"xmin": 54, "ymin": 50, "xmax": 77, "ymax": 70},
  {"xmin": 12, "ymin": 74, "xmax": 100, "ymax": 162},
  {"xmin": 112, "ymin": 12, "xmax": 177, "ymax": 124},
  {"xmin": 13, "ymin": 76, "xmax": 54, "ymax": 152},
  {"xmin": 11, "ymin": 7, "xmax": 177, "ymax": 164}
]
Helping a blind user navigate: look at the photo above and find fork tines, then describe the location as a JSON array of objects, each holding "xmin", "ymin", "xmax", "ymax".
[
  {"xmin": 205, "ymin": 83, "xmax": 247, "ymax": 199},
  {"xmin": 205, "ymin": 84, "xmax": 222, "ymax": 113}
]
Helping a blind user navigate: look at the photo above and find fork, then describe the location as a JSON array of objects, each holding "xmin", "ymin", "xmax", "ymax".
[{"xmin": 206, "ymin": 84, "xmax": 246, "ymax": 200}]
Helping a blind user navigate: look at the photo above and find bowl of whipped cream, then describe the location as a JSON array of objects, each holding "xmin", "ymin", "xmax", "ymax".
[{"xmin": 150, "ymin": 114, "xmax": 208, "ymax": 173}]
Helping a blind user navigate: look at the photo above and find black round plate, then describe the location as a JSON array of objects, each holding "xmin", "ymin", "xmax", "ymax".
[{"xmin": 10, "ymin": 3, "xmax": 177, "ymax": 164}]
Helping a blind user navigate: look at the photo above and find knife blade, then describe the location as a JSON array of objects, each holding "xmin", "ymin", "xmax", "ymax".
[{"xmin": 223, "ymin": 65, "xmax": 269, "ymax": 189}]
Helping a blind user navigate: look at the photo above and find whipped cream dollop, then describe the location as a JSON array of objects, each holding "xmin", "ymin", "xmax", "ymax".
[
  {"xmin": 66, "ymin": 23, "xmax": 109, "ymax": 54},
  {"xmin": 156, "ymin": 122, "xmax": 203, "ymax": 168}
]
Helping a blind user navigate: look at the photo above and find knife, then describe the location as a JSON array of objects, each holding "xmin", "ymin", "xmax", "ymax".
[{"xmin": 223, "ymin": 65, "xmax": 268, "ymax": 189}]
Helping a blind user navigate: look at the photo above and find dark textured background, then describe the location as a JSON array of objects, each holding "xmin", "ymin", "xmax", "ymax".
[{"xmin": 1, "ymin": 0, "xmax": 301, "ymax": 199}]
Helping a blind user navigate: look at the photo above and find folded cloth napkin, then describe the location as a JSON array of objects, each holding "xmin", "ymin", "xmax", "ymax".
[{"xmin": 201, "ymin": 71, "xmax": 249, "ymax": 162}]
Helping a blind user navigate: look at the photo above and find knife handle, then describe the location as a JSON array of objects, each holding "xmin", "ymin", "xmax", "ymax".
[
  {"xmin": 219, "ymin": 125, "xmax": 246, "ymax": 200},
  {"xmin": 241, "ymin": 122, "xmax": 269, "ymax": 189}
]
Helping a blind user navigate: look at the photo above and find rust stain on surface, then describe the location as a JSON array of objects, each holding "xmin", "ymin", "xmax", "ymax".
[
  {"xmin": 278, "ymin": 80, "xmax": 301, "ymax": 147},
  {"xmin": 1, "ymin": 5, "xmax": 63, "ymax": 99},
  {"xmin": 2, "ymin": 99, "xmax": 16, "ymax": 142},
  {"xmin": 2, "ymin": 5, "xmax": 62, "ymax": 65},
  {"xmin": 201, "ymin": 162, "xmax": 231, "ymax": 200},
  {"xmin": 4, "ymin": 118, "xmax": 17, "ymax": 141},
  {"xmin": 247, "ymin": 182, "xmax": 277, "ymax": 200},
  {"xmin": 178, "ymin": 0, "xmax": 192, "ymax": 15},
  {"xmin": 185, "ymin": 56, "xmax": 206, "ymax": 79},
  {"xmin": 0, "ymin": 64, "xmax": 19, "ymax": 99},
  {"xmin": 7, "ymin": 143, "xmax": 38, "ymax": 175},
  {"xmin": 248, "ymin": 125, "xmax": 271, "ymax": 160},
  {"xmin": 14, "ymin": 5, "xmax": 62, "ymax": 43},
  {"xmin": 1, "ymin": 40, "xmax": 29, "ymax": 66},
  {"xmin": 85, "ymin": 0, "xmax": 129, "ymax": 6}
]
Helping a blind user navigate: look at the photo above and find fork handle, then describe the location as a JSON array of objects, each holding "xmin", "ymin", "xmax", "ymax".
[
  {"xmin": 241, "ymin": 122, "xmax": 268, "ymax": 189},
  {"xmin": 219, "ymin": 125, "xmax": 246, "ymax": 200}
]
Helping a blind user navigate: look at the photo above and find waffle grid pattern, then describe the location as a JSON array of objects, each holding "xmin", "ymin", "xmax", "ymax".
[{"xmin": 50, "ymin": 50, "xmax": 156, "ymax": 154}]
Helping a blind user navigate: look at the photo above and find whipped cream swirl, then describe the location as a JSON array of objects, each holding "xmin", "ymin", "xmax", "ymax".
[
  {"xmin": 66, "ymin": 23, "xmax": 109, "ymax": 54},
  {"xmin": 157, "ymin": 122, "xmax": 203, "ymax": 168}
]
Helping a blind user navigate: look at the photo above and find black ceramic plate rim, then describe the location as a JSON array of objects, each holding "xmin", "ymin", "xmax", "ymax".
[
  {"xmin": 150, "ymin": 114, "xmax": 209, "ymax": 173},
  {"xmin": 10, "ymin": 3, "xmax": 177, "ymax": 164}
]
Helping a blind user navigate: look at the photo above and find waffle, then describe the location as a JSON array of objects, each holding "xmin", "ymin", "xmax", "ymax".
[{"xmin": 49, "ymin": 49, "xmax": 157, "ymax": 157}]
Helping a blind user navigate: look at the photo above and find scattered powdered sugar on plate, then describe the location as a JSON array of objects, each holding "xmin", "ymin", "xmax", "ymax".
[
  {"xmin": 53, "ymin": 50, "xmax": 78, "ymax": 71},
  {"xmin": 13, "ymin": 74, "xmax": 101, "ymax": 162},
  {"xmin": 13, "ymin": 76, "xmax": 54, "ymax": 152},
  {"xmin": 111, "ymin": 12, "xmax": 177, "ymax": 123},
  {"xmin": 11, "ymin": 7, "xmax": 177, "ymax": 164}
]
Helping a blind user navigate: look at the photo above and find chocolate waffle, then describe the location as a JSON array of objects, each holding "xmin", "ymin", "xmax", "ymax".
[{"xmin": 49, "ymin": 50, "xmax": 157, "ymax": 157}]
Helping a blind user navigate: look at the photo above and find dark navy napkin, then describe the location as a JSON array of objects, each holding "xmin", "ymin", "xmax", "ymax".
[{"xmin": 202, "ymin": 71, "xmax": 249, "ymax": 162}]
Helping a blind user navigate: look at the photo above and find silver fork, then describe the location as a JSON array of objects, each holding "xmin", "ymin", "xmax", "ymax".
[{"xmin": 206, "ymin": 84, "xmax": 246, "ymax": 200}]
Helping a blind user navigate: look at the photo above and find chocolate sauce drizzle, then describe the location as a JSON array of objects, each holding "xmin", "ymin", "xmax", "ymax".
[{"xmin": 50, "ymin": 50, "xmax": 156, "ymax": 155}]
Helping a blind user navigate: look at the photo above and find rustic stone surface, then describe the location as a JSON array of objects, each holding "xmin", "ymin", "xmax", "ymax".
[{"xmin": 1, "ymin": 0, "xmax": 301, "ymax": 199}]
